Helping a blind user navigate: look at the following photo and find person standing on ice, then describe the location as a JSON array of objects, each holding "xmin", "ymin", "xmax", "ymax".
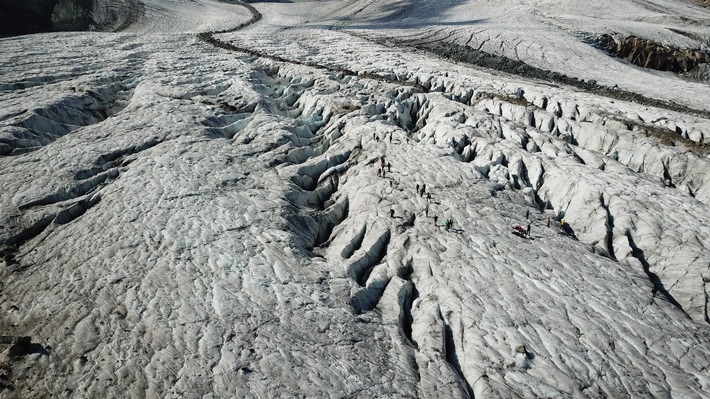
[
  {"xmin": 390, "ymin": 209, "xmax": 395, "ymax": 218},
  {"xmin": 425, "ymin": 204, "xmax": 429, "ymax": 217},
  {"xmin": 387, "ymin": 162, "xmax": 391, "ymax": 172},
  {"xmin": 433, "ymin": 215, "xmax": 438, "ymax": 225},
  {"xmin": 547, "ymin": 216, "xmax": 551, "ymax": 227},
  {"xmin": 416, "ymin": 183, "xmax": 420, "ymax": 193},
  {"xmin": 377, "ymin": 168, "xmax": 382, "ymax": 177},
  {"xmin": 526, "ymin": 220, "xmax": 531, "ymax": 236}
]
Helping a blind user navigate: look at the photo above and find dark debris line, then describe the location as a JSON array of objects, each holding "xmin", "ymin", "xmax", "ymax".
[
  {"xmin": 196, "ymin": 1, "xmax": 356, "ymax": 75},
  {"xmin": 411, "ymin": 40, "xmax": 710, "ymax": 120},
  {"xmin": 197, "ymin": 1, "xmax": 710, "ymax": 158},
  {"xmin": 196, "ymin": 2, "xmax": 429, "ymax": 91}
]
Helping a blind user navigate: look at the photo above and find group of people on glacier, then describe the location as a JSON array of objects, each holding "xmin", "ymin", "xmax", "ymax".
[{"xmin": 373, "ymin": 131, "xmax": 575, "ymax": 240}]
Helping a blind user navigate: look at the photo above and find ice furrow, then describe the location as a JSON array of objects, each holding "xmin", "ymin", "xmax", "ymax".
[
  {"xmin": 347, "ymin": 229, "xmax": 391, "ymax": 286},
  {"xmin": 0, "ymin": 81, "xmax": 134, "ymax": 155},
  {"xmin": 19, "ymin": 170, "xmax": 114, "ymax": 211},
  {"xmin": 312, "ymin": 197, "xmax": 350, "ymax": 249},
  {"xmin": 599, "ymin": 193, "xmax": 617, "ymax": 260},
  {"xmin": 625, "ymin": 230, "xmax": 690, "ymax": 318},
  {"xmin": 341, "ymin": 224, "xmax": 367, "ymax": 260},
  {"xmin": 444, "ymin": 319, "xmax": 475, "ymax": 398},
  {"xmin": 291, "ymin": 150, "xmax": 351, "ymax": 191}
]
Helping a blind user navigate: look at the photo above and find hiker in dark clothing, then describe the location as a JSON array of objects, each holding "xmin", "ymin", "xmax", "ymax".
[
  {"xmin": 427, "ymin": 192, "xmax": 431, "ymax": 202},
  {"xmin": 433, "ymin": 215, "xmax": 438, "ymax": 225},
  {"xmin": 526, "ymin": 223, "xmax": 531, "ymax": 236},
  {"xmin": 416, "ymin": 184, "xmax": 420, "ymax": 193},
  {"xmin": 425, "ymin": 204, "xmax": 429, "ymax": 217},
  {"xmin": 390, "ymin": 209, "xmax": 395, "ymax": 218},
  {"xmin": 526, "ymin": 210, "xmax": 530, "ymax": 219},
  {"xmin": 389, "ymin": 134, "xmax": 392, "ymax": 144},
  {"xmin": 387, "ymin": 162, "xmax": 391, "ymax": 172}
]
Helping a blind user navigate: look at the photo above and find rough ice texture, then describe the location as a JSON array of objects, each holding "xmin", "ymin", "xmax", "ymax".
[{"xmin": 1, "ymin": 1, "xmax": 709, "ymax": 398}]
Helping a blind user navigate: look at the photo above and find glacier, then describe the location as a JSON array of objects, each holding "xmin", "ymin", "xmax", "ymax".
[{"xmin": 1, "ymin": 0, "xmax": 709, "ymax": 397}]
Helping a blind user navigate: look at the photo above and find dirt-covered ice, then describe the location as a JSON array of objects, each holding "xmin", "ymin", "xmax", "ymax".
[{"xmin": 1, "ymin": 1, "xmax": 709, "ymax": 398}]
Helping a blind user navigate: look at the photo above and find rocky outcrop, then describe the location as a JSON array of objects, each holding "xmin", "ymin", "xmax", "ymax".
[
  {"xmin": 50, "ymin": 0, "xmax": 93, "ymax": 31},
  {"xmin": 598, "ymin": 34, "xmax": 710, "ymax": 73},
  {"xmin": 0, "ymin": 0, "xmax": 139, "ymax": 36},
  {"xmin": 90, "ymin": 0, "xmax": 143, "ymax": 31}
]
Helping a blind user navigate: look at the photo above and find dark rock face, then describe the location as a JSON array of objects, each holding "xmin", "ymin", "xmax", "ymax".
[
  {"xmin": 51, "ymin": 0, "xmax": 93, "ymax": 32},
  {"xmin": 0, "ymin": 0, "xmax": 139, "ymax": 36},
  {"xmin": 598, "ymin": 34, "xmax": 710, "ymax": 73}
]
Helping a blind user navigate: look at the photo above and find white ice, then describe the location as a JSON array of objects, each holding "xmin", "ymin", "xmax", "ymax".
[{"xmin": 1, "ymin": 1, "xmax": 709, "ymax": 398}]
